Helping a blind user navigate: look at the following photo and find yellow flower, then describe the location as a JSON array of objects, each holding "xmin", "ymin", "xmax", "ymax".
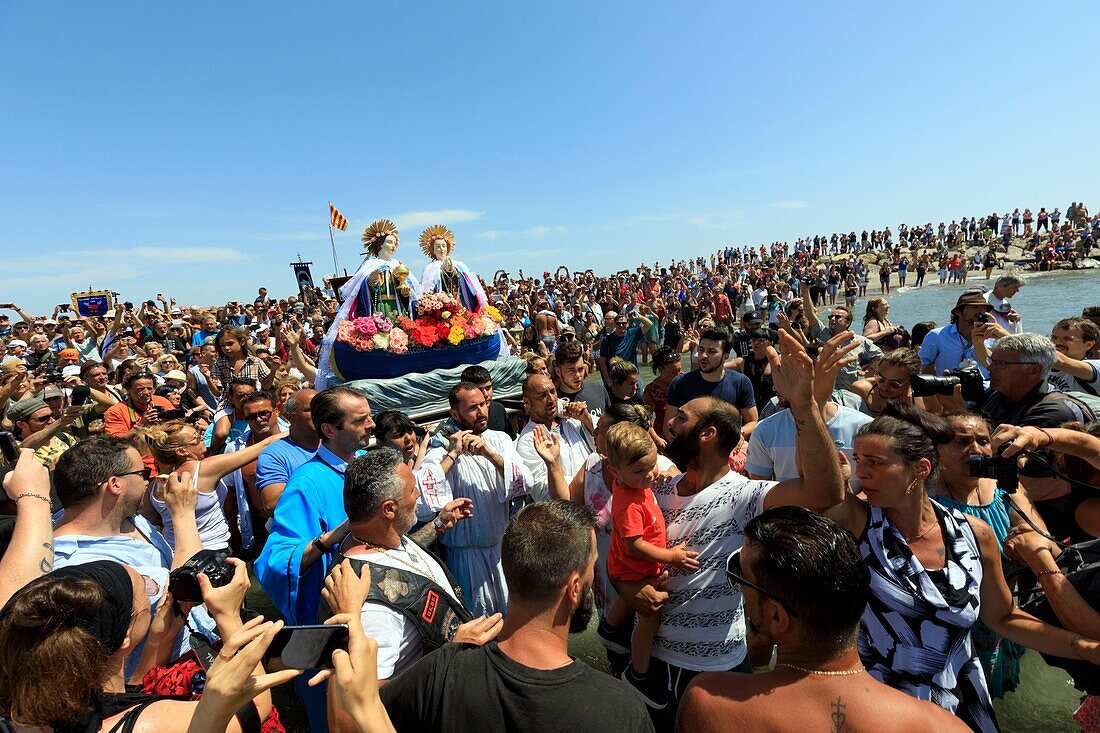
[
  {"xmin": 447, "ymin": 326, "xmax": 465, "ymax": 345},
  {"xmin": 484, "ymin": 305, "xmax": 502, "ymax": 322}
]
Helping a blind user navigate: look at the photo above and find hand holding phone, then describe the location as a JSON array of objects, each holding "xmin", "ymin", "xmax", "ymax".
[{"xmin": 269, "ymin": 624, "xmax": 349, "ymax": 669}]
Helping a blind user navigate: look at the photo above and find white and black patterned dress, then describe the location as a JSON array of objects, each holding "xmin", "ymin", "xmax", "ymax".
[{"xmin": 857, "ymin": 503, "xmax": 999, "ymax": 733}]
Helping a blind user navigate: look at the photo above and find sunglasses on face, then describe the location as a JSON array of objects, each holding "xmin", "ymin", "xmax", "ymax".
[
  {"xmin": 245, "ymin": 409, "xmax": 273, "ymax": 422},
  {"xmin": 725, "ymin": 549, "xmax": 796, "ymax": 615},
  {"xmin": 115, "ymin": 467, "xmax": 154, "ymax": 481}
]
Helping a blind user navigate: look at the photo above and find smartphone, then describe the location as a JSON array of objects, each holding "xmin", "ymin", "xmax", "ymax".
[
  {"xmin": 268, "ymin": 624, "xmax": 349, "ymax": 670},
  {"xmin": 71, "ymin": 385, "xmax": 91, "ymax": 406},
  {"xmin": 0, "ymin": 431, "xmax": 19, "ymax": 463}
]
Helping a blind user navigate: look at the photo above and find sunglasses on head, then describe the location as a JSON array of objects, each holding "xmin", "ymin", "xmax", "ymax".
[{"xmin": 725, "ymin": 549, "xmax": 796, "ymax": 614}]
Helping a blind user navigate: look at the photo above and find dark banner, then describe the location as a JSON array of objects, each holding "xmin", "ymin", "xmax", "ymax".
[{"xmin": 292, "ymin": 261, "xmax": 316, "ymax": 302}]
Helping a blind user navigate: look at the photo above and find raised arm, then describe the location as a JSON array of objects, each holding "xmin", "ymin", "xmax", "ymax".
[
  {"xmin": 763, "ymin": 330, "xmax": 846, "ymax": 512},
  {"xmin": 0, "ymin": 452, "xmax": 54, "ymax": 608}
]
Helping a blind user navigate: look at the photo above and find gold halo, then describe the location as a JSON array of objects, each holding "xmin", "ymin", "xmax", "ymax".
[
  {"xmin": 419, "ymin": 225, "xmax": 455, "ymax": 259},
  {"xmin": 361, "ymin": 219, "xmax": 399, "ymax": 255}
]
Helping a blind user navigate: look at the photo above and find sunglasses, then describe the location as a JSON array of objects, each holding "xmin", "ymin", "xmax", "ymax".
[
  {"xmin": 115, "ymin": 467, "xmax": 154, "ymax": 481},
  {"xmin": 245, "ymin": 409, "xmax": 273, "ymax": 422},
  {"xmin": 725, "ymin": 549, "xmax": 796, "ymax": 615}
]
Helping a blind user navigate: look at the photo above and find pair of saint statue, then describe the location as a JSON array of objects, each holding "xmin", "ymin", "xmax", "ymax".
[{"xmin": 351, "ymin": 220, "xmax": 487, "ymax": 318}]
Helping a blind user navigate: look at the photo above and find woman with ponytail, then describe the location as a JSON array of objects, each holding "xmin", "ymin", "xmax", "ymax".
[
  {"xmin": 139, "ymin": 413, "xmax": 286, "ymax": 551},
  {"xmin": 825, "ymin": 401, "xmax": 1100, "ymax": 731}
]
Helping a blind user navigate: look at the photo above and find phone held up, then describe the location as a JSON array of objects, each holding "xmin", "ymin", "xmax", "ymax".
[
  {"xmin": 0, "ymin": 431, "xmax": 20, "ymax": 463},
  {"xmin": 267, "ymin": 624, "xmax": 350, "ymax": 670}
]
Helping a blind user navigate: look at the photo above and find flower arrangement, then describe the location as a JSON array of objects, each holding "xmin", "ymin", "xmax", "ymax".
[{"xmin": 336, "ymin": 297, "xmax": 501, "ymax": 355}]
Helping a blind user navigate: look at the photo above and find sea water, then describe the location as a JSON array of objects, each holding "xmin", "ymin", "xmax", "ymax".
[{"xmin": 887, "ymin": 268, "xmax": 1100, "ymax": 338}]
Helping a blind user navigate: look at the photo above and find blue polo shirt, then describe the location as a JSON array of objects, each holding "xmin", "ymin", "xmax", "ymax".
[{"xmin": 918, "ymin": 324, "xmax": 989, "ymax": 377}]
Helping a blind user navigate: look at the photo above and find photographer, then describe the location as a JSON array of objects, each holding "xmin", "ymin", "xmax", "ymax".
[
  {"xmin": 0, "ymin": 553, "xmax": 296, "ymax": 732},
  {"xmin": 919, "ymin": 290, "xmax": 993, "ymax": 376},
  {"xmin": 993, "ymin": 422, "xmax": 1100, "ymax": 544},
  {"xmin": 104, "ymin": 372, "xmax": 176, "ymax": 470},
  {"xmin": 6, "ymin": 396, "xmax": 82, "ymax": 464}
]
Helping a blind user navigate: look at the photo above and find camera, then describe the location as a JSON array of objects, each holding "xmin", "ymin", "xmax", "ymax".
[
  {"xmin": 911, "ymin": 362, "xmax": 986, "ymax": 403},
  {"xmin": 153, "ymin": 406, "xmax": 186, "ymax": 421},
  {"xmin": 168, "ymin": 549, "xmax": 233, "ymax": 603},
  {"xmin": 969, "ymin": 454, "xmax": 1019, "ymax": 493}
]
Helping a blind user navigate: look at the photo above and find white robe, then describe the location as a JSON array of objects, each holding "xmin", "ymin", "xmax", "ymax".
[
  {"xmin": 416, "ymin": 429, "xmax": 532, "ymax": 616},
  {"xmin": 514, "ymin": 418, "xmax": 593, "ymax": 503},
  {"xmin": 315, "ymin": 256, "xmax": 422, "ymax": 390},
  {"xmin": 420, "ymin": 258, "xmax": 488, "ymax": 312}
]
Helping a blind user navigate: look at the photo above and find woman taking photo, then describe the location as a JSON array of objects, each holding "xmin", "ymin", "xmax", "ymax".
[
  {"xmin": 863, "ymin": 297, "xmax": 907, "ymax": 352},
  {"xmin": 0, "ymin": 558, "xmax": 294, "ymax": 732},
  {"xmin": 929, "ymin": 411, "xmax": 1050, "ymax": 699},
  {"xmin": 825, "ymin": 403, "xmax": 1100, "ymax": 732},
  {"xmin": 850, "ymin": 348, "xmax": 937, "ymax": 417}
]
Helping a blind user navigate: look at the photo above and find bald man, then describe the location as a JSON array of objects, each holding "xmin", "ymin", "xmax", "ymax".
[{"xmin": 514, "ymin": 374, "xmax": 594, "ymax": 502}]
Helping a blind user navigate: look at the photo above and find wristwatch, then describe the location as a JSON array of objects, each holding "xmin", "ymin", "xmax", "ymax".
[
  {"xmin": 311, "ymin": 536, "xmax": 329, "ymax": 555},
  {"xmin": 432, "ymin": 516, "xmax": 447, "ymax": 535}
]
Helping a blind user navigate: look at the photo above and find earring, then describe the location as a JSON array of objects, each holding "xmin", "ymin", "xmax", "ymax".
[{"xmin": 905, "ymin": 477, "xmax": 919, "ymax": 496}]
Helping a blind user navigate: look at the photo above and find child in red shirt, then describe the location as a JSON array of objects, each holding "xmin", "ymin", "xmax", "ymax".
[{"xmin": 603, "ymin": 422, "xmax": 699, "ymax": 700}]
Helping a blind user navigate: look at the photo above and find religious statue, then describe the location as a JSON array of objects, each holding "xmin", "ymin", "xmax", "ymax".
[
  {"xmin": 419, "ymin": 225, "xmax": 488, "ymax": 312},
  {"xmin": 352, "ymin": 219, "xmax": 421, "ymax": 318}
]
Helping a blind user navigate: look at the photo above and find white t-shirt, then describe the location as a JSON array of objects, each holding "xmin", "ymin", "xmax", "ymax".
[
  {"xmin": 351, "ymin": 538, "xmax": 460, "ymax": 680},
  {"xmin": 745, "ymin": 405, "xmax": 871, "ymax": 489},
  {"xmin": 651, "ymin": 470, "xmax": 773, "ymax": 672},
  {"xmin": 1048, "ymin": 361, "xmax": 1100, "ymax": 395},
  {"xmin": 984, "ymin": 290, "xmax": 1023, "ymax": 334}
]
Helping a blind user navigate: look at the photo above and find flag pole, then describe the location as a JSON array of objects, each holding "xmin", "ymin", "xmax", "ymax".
[{"xmin": 327, "ymin": 201, "xmax": 340, "ymax": 273}]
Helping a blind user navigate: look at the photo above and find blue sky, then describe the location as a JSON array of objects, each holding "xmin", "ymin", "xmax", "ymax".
[{"xmin": 1, "ymin": 2, "xmax": 1097, "ymax": 313}]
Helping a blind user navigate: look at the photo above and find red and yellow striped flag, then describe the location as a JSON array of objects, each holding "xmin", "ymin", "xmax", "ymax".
[{"xmin": 329, "ymin": 202, "xmax": 349, "ymax": 231}]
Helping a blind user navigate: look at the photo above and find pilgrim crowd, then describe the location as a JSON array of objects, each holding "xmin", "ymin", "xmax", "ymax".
[{"xmin": 3, "ymin": 200, "xmax": 1100, "ymax": 732}]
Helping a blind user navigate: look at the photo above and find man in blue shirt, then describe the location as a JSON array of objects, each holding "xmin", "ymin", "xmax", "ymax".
[
  {"xmin": 919, "ymin": 289, "xmax": 993, "ymax": 376},
  {"xmin": 256, "ymin": 386, "xmax": 374, "ymax": 625},
  {"xmin": 664, "ymin": 327, "xmax": 758, "ymax": 440},
  {"xmin": 597, "ymin": 307, "xmax": 653, "ymax": 385},
  {"xmin": 256, "ymin": 387, "xmax": 319, "ymax": 518}
]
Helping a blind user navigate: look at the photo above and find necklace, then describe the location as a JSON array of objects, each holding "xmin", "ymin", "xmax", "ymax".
[
  {"xmin": 904, "ymin": 521, "xmax": 937, "ymax": 543},
  {"xmin": 348, "ymin": 535, "xmax": 439, "ymax": 584},
  {"xmin": 776, "ymin": 662, "xmax": 864, "ymax": 677}
]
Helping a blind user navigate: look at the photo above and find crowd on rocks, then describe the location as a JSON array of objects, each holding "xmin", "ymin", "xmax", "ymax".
[{"xmin": 3, "ymin": 200, "xmax": 1100, "ymax": 733}]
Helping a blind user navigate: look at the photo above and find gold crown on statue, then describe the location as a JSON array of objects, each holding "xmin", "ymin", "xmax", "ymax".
[
  {"xmin": 361, "ymin": 219, "xmax": 399, "ymax": 254},
  {"xmin": 419, "ymin": 225, "xmax": 455, "ymax": 259}
]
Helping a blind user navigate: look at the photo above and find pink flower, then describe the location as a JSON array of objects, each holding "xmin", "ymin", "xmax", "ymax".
[
  {"xmin": 354, "ymin": 317, "xmax": 378, "ymax": 337},
  {"xmin": 389, "ymin": 328, "xmax": 409, "ymax": 355},
  {"xmin": 372, "ymin": 313, "xmax": 393, "ymax": 333}
]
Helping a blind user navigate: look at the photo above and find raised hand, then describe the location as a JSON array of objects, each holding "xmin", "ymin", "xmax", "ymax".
[
  {"xmin": 532, "ymin": 425, "xmax": 560, "ymax": 465},
  {"xmin": 811, "ymin": 331, "xmax": 860, "ymax": 404},
  {"xmin": 766, "ymin": 329, "xmax": 816, "ymax": 408}
]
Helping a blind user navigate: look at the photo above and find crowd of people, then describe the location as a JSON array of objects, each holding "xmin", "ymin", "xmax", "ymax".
[{"xmin": 2, "ymin": 199, "xmax": 1100, "ymax": 733}]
